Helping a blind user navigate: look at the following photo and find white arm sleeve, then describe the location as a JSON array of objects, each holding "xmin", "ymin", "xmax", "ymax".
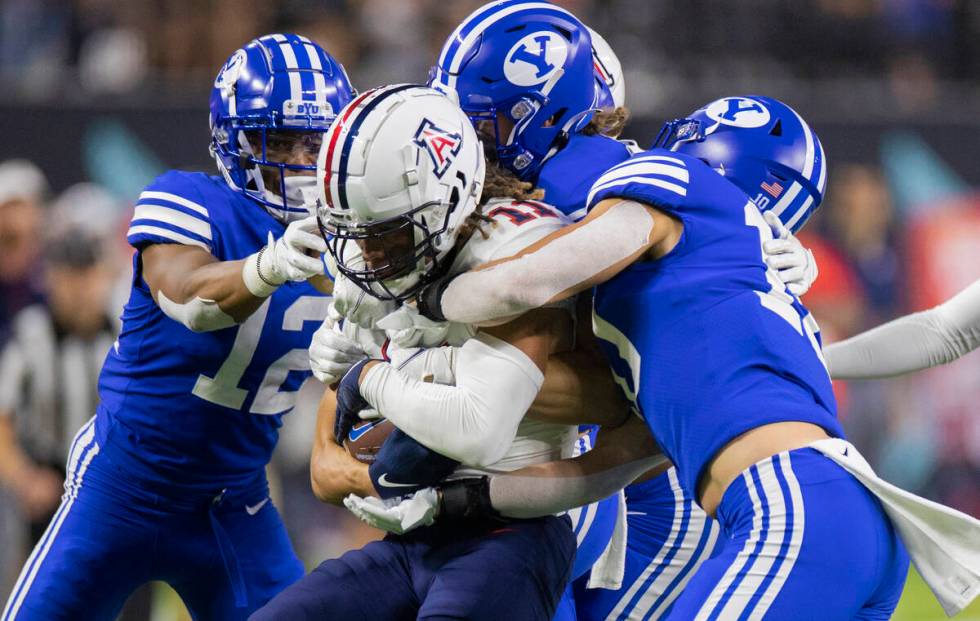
[
  {"xmin": 826, "ymin": 279, "xmax": 980, "ymax": 379},
  {"xmin": 440, "ymin": 201, "xmax": 655, "ymax": 325},
  {"xmin": 359, "ymin": 333, "xmax": 544, "ymax": 467},
  {"xmin": 157, "ymin": 291, "xmax": 237, "ymax": 332},
  {"xmin": 488, "ymin": 455, "xmax": 666, "ymax": 518}
]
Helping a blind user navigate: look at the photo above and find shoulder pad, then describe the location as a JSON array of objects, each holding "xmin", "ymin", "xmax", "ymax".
[
  {"xmin": 586, "ymin": 150, "xmax": 693, "ymax": 214},
  {"xmin": 127, "ymin": 171, "xmax": 215, "ymax": 252},
  {"xmin": 453, "ymin": 199, "xmax": 569, "ymax": 272}
]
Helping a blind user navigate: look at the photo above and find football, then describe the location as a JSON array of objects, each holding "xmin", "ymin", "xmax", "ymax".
[{"xmin": 343, "ymin": 418, "xmax": 394, "ymax": 464}]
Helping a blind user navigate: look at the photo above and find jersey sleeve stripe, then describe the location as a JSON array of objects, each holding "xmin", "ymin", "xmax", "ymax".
[
  {"xmin": 126, "ymin": 225, "xmax": 211, "ymax": 251},
  {"xmin": 132, "ymin": 205, "xmax": 212, "ymax": 240},
  {"xmin": 137, "ymin": 191, "xmax": 209, "ymax": 217},
  {"xmin": 587, "ymin": 176, "xmax": 688, "ymax": 206},
  {"xmin": 598, "ymin": 161, "xmax": 690, "ymax": 184},
  {"xmin": 622, "ymin": 154, "xmax": 686, "ymax": 167}
]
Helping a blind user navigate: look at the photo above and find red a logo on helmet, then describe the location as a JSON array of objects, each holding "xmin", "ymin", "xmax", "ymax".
[{"xmin": 413, "ymin": 119, "xmax": 463, "ymax": 179}]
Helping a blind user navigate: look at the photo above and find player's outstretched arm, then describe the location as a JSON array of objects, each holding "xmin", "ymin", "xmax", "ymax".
[
  {"xmin": 353, "ymin": 307, "xmax": 566, "ymax": 468},
  {"xmin": 418, "ymin": 199, "xmax": 681, "ymax": 326},
  {"xmin": 825, "ymin": 279, "xmax": 980, "ymax": 379},
  {"xmin": 485, "ymin": 414, "xmax": 665, "ymax": 518},
  {"xmin": 141, "ymin": 215, "xmax": 327, "ymax": 331},
  {"xmin": 310, "ymin": 384, "xmax": 376, "ymax": 505}
]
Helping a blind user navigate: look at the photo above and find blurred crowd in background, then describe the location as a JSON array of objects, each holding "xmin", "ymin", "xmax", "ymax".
[{"xmin": 1, "ymin": 0, "xmax": 979, "ymax": 618}]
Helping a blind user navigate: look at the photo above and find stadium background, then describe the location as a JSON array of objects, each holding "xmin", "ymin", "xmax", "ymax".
[{"xmin": 0, "ymin": 0, "xmax": 978, "ymax": 619}]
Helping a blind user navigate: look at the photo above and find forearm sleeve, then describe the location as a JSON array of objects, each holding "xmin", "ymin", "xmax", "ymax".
[
  {"xmin": 359, "ymin": 333, "xmax": 543, "ymax": 467},
  {"xmin": 488, "ymin": 454, "xmax": 665, "ymax": 518},
  {"xmin": 826, "ymin": 279, "xmax": 980, "ymax": 379},
  {"xmin": 440, "ymin": 201, "xmax": 655, "ymax": 325}
]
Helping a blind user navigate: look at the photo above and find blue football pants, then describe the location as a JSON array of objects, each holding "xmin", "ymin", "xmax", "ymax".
[{"xmin": 1, "ymin": 418, "xmax": 304, "ymax": 621}]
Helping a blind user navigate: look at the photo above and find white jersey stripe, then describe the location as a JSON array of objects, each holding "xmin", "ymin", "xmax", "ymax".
[
  {"xmin": 746, "ymin": 453, "xmax": 805, "ymax": 621},
  {"xmin": 133, "ymin": 205, "xmax": 212, "ymax": 240},
  {"xmin": 127, "ymin": 225, "xmax": 211, "ymax": 251},
  {"xmin": 588, "ymin": 176, "xmax": 688, "ymax": 207},
  {"xmin": 596, "ymin": 162, "xmax": 689, "ymax": 186},
  {"xmin": 613, "ymin": 154, "xmax": 686, "ymax": 168},
  {"xmin": 137, "ymin": 191, "xmax": 209, "ymax": 217}
]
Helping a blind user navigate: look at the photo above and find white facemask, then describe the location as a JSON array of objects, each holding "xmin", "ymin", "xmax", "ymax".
[{"xmin": 262, "ymin": 175, "xmax": 318, "ymax": 223}]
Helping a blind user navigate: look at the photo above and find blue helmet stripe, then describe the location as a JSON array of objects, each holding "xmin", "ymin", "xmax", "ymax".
[{"xmin": 336, "ymin": 84, "xmax": 419, "ymax": 211}]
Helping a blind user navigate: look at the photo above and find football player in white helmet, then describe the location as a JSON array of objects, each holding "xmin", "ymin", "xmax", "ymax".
[{"xmin": 252, "ymin": 84, "xmax": 649, "ymax": 621}]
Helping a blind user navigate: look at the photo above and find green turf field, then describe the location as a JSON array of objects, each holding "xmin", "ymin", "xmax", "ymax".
[{"xmin": 895, "ymin": 568, "xmax": 980, "ymax": 621}]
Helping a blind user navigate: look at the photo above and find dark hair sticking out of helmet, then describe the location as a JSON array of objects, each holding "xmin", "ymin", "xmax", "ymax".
[{"xmin": 582, "ymin": 106, "xmax": 630, "ymax": 139}]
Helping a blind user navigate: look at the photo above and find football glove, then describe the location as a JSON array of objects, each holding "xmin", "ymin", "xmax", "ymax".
[
  {"xmin": 309, "ymin": 318, "xmax": 366, "ymax": 385},
  {"xmin": 343, "ymin": 488, "xmax": 440, "ymax": 535},
  {"xmin": 763, "ymin": 211, "xmax": 818, "ymax": 297}
]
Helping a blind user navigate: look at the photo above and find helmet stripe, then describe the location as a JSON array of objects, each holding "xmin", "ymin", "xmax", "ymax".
[
  {"xmin": 276, "ymin": 36, "xmax": 305, "ymax": 102},
  {"xmin": 335, "ymin": 84, "xmax": 419, "ymax": 211},
  {"xmin": 440, "ymin": 2, "xmax": 575, "ymax": 91},
  {"xmin": 322, "ymin": 89, "xmax": 382, "ymax": 209},
  {"xmin": 298, "ymin": 38, "xmax": 328, "ymax": 101}
]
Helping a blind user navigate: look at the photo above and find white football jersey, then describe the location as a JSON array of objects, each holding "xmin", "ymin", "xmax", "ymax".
[{"xmin": 344, "ymin": 198, "xmax": 579, "ymax": 474}]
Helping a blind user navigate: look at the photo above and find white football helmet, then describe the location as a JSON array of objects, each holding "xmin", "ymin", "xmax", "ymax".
[
  {"xmin": 316, "ymin": 84, "xmax": 485, "ymax": 301},
  {"xmin": 588, "ymin": 27, "xmax": 625, "ymax": 108}
]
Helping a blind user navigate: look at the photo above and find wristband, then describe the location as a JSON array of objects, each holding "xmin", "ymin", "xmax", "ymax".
[
  {"xmin": 438, "ymin": 476, "xmax": 502, "ymax": 522},
  {"xmin": 242, "ymin": 248, "xmax": 280, "ymax": 298},
  {"xmin": 416, "ymin": 276, "xmax": 452, "ymax": 322}
]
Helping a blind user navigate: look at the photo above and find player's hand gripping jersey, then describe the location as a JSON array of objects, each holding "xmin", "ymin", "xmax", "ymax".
[
  {"xmin": 99, "ymin": 171, "xmax": 329, "ymax": 489},
  {"xmin": 587, "ymin": 149, "xmax": 844, "ymax": 498}
]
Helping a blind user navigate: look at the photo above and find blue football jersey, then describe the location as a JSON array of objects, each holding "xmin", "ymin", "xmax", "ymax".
[
  {"xmin": 587, "ymin": 149, "xmax": 843, "ymax": 499},
  {"xmin": 97, "ymin": 171, "xmax": 330, "ymax": 490},
  {"xmin": 535, "ymin": 133, "xmax": 632, "ymax": 221}
]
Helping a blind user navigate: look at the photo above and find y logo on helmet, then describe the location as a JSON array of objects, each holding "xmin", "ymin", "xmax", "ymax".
[
  {"xmin": 283, "ymin": 99, "xmax": 333, "ymax": 117},
  {"xmin": 504, "ymin": 32, "xmax": 569, "ymax": 87},
  {"xmin": 705, "ymin": 97, "xmax": 771, "ymax": 128},
  {"xmin": 414, "ymin": 119, "xmax": 463, "ymax": 179},
  {"xmin": 215, "ymin": 49, "xmax": 246, "ymax": 89}
]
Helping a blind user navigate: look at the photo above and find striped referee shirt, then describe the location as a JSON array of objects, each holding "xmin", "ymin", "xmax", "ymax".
[{"xmin": 0, "ymin": 305, "xmax": 115, "ymax": 465}]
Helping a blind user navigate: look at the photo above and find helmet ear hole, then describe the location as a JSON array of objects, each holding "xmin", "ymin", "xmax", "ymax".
[{"xmin": 768, "ymin": 119, "xmax": 783, "ymax": 137}]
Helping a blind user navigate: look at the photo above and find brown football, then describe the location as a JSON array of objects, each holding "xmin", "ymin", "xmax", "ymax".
[{"xmin": 343, "ymin": 418, "xmax": 394, "ymax": 464}]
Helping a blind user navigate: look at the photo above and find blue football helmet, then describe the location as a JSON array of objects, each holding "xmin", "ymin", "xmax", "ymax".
[
  {"xmin": 428, "ymin": 1, "xmax": 602, "ymax": 180},
  {"xmin": 653, "ymin": 96, "xmax": 827, "ymax": 232},
  {"xmin": 209, "ymin": 34, "xmax": 355, "ymax": 222}
]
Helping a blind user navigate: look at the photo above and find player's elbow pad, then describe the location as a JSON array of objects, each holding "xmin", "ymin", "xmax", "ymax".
[{"xmin": 157, "ymin": 291, "xmax": 237, "ymax": 333}]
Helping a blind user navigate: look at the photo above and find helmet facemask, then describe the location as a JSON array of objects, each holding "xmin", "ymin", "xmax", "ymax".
[{"xmin": 319, "ymin": 189, "xmax": 463, "ymax": 302}]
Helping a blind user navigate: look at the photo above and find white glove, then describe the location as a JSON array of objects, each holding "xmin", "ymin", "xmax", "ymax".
[
  {"xmin": 331, "ymin": 274, "xmax": 397, "ymax": 330},
  {"xmin": 376, "ymin": 305, "xmax": 453, "ymax": 348},
  {"xmin": 309, "ymin": 318, "xmax": 367, "ymax": 384},
  {"xmin": 343, "ymin": 488, "xmax": 440, "ymax": 535},
  {"xmin": 763, "ymin": 211, "xmax": 818, "ymax": 297},
  {"xmin": 262, "ymin": 215, "xmax": 326, "ymax": 283}
]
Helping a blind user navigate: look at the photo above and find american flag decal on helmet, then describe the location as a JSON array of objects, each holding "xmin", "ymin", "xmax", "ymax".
[
  {"xmin": 413, "ymin": 118, "xmax": 463, "ymax": 179},
  {"xmin": 761, "ymin": 180, "xmax": 783, "ymax": 198}
]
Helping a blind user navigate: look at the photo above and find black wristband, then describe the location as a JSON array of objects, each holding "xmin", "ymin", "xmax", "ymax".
[
  {"xmin": 438, "ymin": 477, "xmax": 502, "ymax": 522},
  {"xmin": 416, "ymin": 276, "xmax": 452, "ymax": 322}
]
